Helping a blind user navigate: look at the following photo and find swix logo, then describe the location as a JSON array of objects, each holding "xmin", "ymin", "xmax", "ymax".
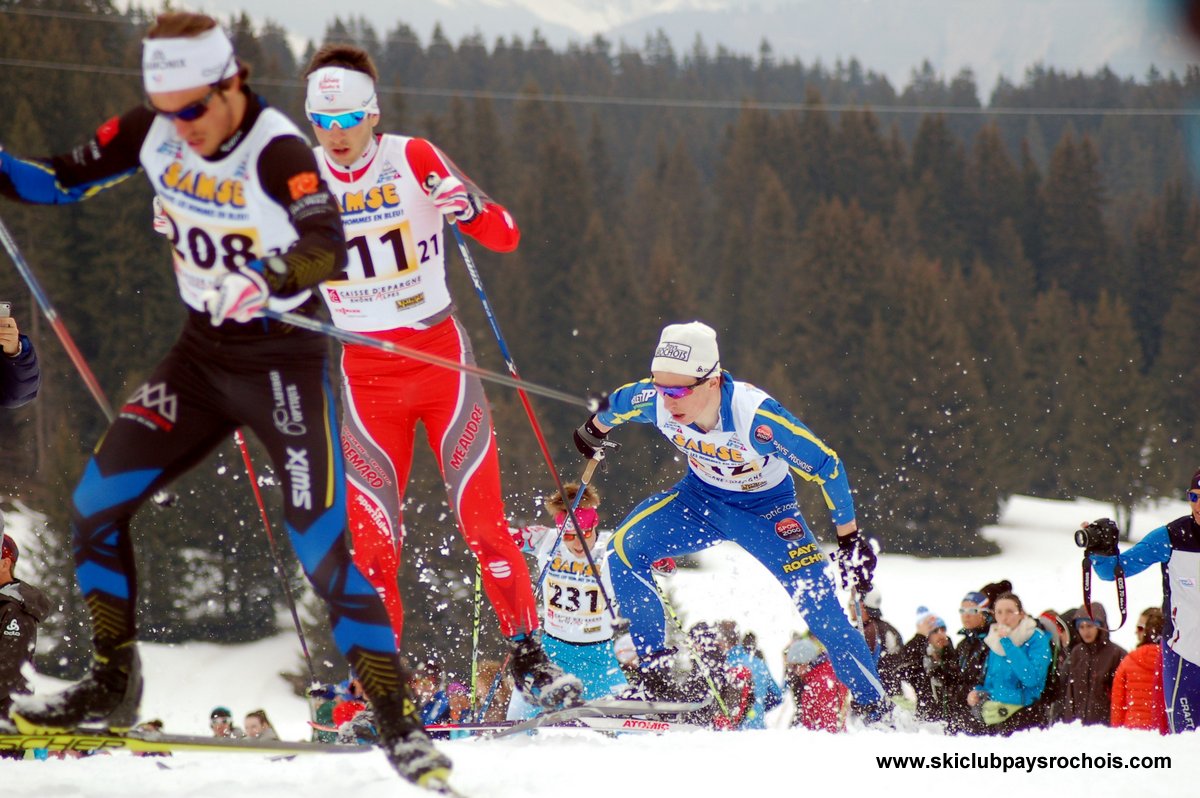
[
  {"xmin": 449, "ymin": 404, "xmax": 485, "ymax": 470},
  {"xmin": 285, "ymin": 447, "xmax": 312, "ymax": 510},
  {"xmin": 122, "ymin": 382, "xmax": 178, "ymax": 431},
  {"xmin": 3, "ymin": 618, "xmax": 20, "ymax": 637},
  {"xmin": 654, "ymin": 342, "xmax": 691, "ymax": 362}
]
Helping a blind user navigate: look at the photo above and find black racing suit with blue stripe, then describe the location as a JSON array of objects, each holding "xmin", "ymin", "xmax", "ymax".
[{"xmin": 0, "ymin": 92, "xmax": 413, "ymax": 702}]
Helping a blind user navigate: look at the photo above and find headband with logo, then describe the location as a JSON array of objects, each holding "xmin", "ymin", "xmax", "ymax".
[
  {"xmin": 143, "ymin": 27, "xmax": 238, "ymax": 94},
  {"xmin": 305, "ymin": 66, "xmax": 380, "ymax": 115}
]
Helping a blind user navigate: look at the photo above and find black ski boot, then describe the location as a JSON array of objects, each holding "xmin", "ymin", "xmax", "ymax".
[
  {"xmin": 11, "ymin": 640, "xmax": 142, "ymax": 732},
  {"xmin": 372, "ymin": 689, "xmax": 454, "ymax": 791},
  {"xmin": 509, "ymin": 631, "xmax": 584, "ymax": 711}
]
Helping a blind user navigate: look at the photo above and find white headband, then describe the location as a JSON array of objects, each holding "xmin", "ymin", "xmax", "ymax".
[
  {"xmin": 306, "ymin": 67, "xmax": 380, "ymax": 115},
  {"xmin": 143, "ymin": 27, "xmax": 238, "ymax": 94}
]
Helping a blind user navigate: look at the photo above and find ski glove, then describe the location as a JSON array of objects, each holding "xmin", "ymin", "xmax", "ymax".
[
  {"xmin": 573, "ymin": 418, "xmax": 610, "ymax": 458},
  {"xmin": 428, "ymin": 175, "xmax": 478, "ymax": 224},
  {"xmin": 651, "ymin": 557, "xmax": 677, "ymax": 576},
  {"xmin": 151, "ymin": 196, "xmax": 171, "ymax": 238},
  {"xmin": 832, "ymin": 529, "xmax": 877, "ymax": 594},
  {"xmin": 203, "ymin": 262, "xmax": 272, "ymax": 326}
]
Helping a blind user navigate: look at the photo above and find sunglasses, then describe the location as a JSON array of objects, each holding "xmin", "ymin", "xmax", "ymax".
[
  {"xmin": 958, "ymin": 608, "xmax": 983, "ymax": 615},
  {"xmin": 308, "ymin": 110, "xmax": 368, "ymax": 130},
  {"xmin": 562, "ymin": 528, "xmax": 597, "ymax": 542},
  {"xmin": 148, "ymin": 86, "xmax": 219, "ymax": 122},
  {"xmin": 210, "ymin": 716, "xmax": 230, "ymax": 725},
  {"xmin": 1188, "ymin": 491, "xmax": 1200, "ymax": 503}
]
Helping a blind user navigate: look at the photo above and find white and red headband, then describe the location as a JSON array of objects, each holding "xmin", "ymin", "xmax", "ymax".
[
  {"xmin": 305, "ymin": 66, "xmax": 380, "ymax": 115},
  {"xmin": 143, "ymin": 27, "xmax": 238, "ymax": 94}
]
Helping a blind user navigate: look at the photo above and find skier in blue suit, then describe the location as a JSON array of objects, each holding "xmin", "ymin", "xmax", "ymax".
[{"xmin": 572, "ymin": 321, "xmax": 888, "ymax": 716}]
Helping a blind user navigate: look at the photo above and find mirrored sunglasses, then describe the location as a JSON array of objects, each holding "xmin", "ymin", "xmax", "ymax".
[
  {"xmin": 1188, "ymin": 491, "xmax": 1200, "ymax": 503},
  {"xmin": 562, "ymin": 528, "xmax": 597, "ymax": 541},
  {"xmin": 308, "ymin": 110, "xmax": 368, "ymax": 130},
  {"xmin": 958, "ymin": 608, "xmax": 983, "ymax": 615}
]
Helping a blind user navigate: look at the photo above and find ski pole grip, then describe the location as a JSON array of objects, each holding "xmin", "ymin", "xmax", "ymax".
[{"xmin": 582, "ymin": 456, "xmax": 601, "ymax": 484}]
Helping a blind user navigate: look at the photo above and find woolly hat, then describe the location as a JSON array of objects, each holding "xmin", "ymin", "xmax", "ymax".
[
  {"xmin": 210, "ymin": 706, "xmax": 233, "ymax": 720},
  {"xmin": 961, "ymin": 590, "xmax": 989, "ymax": 609},
  {"xmin": 332, "ymin": 700, "xmax": 366, "ymax": 727},
  {"xmin": 1191, "ymin": 468, "xmax": 1200, "ymax": 491},
  {"xmin": 1, "ymin": 533, "xmax": 17, "ymax": 565},
  {"xmin": 915, "ymin": 606, "xmax": 946, "ymax": 631},
  {"xmin": 785, "ymin": 637, "xmax": 823, "ymax": 666},
  {"xmin": 650, "ymin": 322, "xmax": 720, "ymax": 378}
]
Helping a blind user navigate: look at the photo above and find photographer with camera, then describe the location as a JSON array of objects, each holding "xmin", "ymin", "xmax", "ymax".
[
  {"xmin": 0, "ymin": 302, "xmax": 39, "ymax": 409},
  {"xmin": 1081, "ymin": 469, "xmax": 1200, "ymax": 733}
]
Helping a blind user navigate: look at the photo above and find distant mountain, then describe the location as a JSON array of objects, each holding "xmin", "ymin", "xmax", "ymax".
[{"xmin": 193, "ymin": 0, "xmax": 1198, "ymax": 95}]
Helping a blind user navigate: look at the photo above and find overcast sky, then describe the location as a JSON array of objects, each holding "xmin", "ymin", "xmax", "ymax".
[{"xmin": 162, "ymin": 0, "xmax": 1198, "ymax": 95}]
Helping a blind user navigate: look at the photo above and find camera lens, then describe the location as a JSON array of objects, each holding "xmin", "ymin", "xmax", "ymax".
[{"xmin": 1074, "ymin": 528, "xmax": 1088, "ymax": 548}]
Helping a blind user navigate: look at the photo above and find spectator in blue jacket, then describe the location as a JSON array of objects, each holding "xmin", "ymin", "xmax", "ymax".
[
  {"xmin": 966, "ymin": 591, "xmax": 1052, "ymax": 735},
  {"xmin": 725, "ymin": 631, "xmax": 783, "ymax": 728},
  {"xmin": 0, "ymin": 309, "xmax": 39, "ymax": 409}
]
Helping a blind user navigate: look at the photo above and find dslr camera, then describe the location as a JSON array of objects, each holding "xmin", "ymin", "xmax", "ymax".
[{"xmin": 1074, "ymin": 518, "xmax": 1119, "ymax": 557}]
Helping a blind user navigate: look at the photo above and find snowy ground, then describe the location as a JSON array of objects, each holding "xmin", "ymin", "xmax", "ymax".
[{"xmin": 5, "ymin": 495, "xmax": 1197, "ymax": 796}]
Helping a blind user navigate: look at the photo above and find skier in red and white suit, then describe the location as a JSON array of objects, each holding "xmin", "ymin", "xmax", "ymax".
[{"xmin": 303, "ymin": 45, "xmax": 582, "ymax": 710}]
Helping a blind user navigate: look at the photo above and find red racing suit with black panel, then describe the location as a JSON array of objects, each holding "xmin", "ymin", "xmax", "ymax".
[
  {"xmin": 0, "ymin": 91, "xmax": 412, "ymax": 700},
  {"xmin": 314, "ymin": 133, "xmax": 538, "ymax": 643}
]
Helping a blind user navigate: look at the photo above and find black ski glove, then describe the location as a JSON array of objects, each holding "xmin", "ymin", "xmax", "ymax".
[
  {"xmin": 573, "ymin": 417, "xmax": 609, "ymax": 458},
  {"xmin": 833, "ymin": 529, "xmax": 877, "ymax": 594}
]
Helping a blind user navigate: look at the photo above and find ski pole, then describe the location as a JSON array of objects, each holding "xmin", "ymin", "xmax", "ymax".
[
  {"xmin": 234, "ymin": 429, "xmax": 318, "ymax": 686},
  {"xmin": 259, "ymin": 308, "xmax": 592, "ymax": 410},
  {"xmin": 469, "ymin": 561, "xmax": 483, "ymax": 718},
  {"xmin": 651, "ymin": 577, "xmax": 731, "ymax": 719},
  {"xmin": 0, "ymin": 214, "xmax": 178, "ymax": 508}
]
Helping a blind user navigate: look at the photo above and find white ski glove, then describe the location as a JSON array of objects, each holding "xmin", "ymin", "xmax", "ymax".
[
  {"xmin": 427, "ymin": 174, "xmax": 478, "ymax": 223},
  {"xmin": 151, "ymin": 196, "xmax": 172, "ymax": 238},
  {"xmin": 202, "ymin": 263, "xmax": 271, "ymax": 326}
]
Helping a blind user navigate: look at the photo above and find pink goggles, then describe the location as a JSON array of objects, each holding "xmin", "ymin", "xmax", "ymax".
[{"xmin": 555, "ymin": 508, "xmax": 599, "ymax": 538}]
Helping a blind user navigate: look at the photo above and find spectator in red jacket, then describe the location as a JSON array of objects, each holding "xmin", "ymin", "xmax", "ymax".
[
  {"xmin": 1111, "ymin": 608, "xmax": 1167, "ymax": 733},
  {"xmin": 784, "ymin": 634, "xmax": 848, "ymax": 732}
]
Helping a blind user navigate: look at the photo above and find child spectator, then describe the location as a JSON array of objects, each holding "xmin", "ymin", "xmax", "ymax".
[
  {"xmin": 784, "ymin": 634, "xmax": 847, "ymax": 732},
  {"xmin": 244, "ymin": 709, "xmax": 279, "ymax": 740},
  {"xmin": 1110, "ymin": 608, "xmax": 1167, "ymax": 733},
  {"xmin": 1062, "ymin": 602, "xmax": 1126, "ymax": 726}
]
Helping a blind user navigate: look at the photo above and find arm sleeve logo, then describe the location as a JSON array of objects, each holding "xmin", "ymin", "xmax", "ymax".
[{"xmin": 288, "ymin": 171, "xmax": 320, "ymax": 200}]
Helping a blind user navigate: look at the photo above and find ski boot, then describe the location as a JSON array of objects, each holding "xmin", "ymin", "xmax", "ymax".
[
  {"xmin": 372, "ymin": 689, "xmax": 454, "ymax": 791},
  {"xmin": 11, "ymin": 640, "xmax": 142, "ymax": 733},
  {"xmin": 509, "ymin": 631, "xmax": 584, "ymax": 711}
]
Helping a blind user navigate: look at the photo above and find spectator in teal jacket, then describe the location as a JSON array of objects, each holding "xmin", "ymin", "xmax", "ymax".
[{"xmin": 967, "ymin": 591, "xmax": 1051, "ymax": 735}]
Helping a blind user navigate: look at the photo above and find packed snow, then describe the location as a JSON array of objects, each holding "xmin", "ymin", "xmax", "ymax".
[{"xmin": 4, "ymin": 495, "xmax": 1196, "ymax": 796}]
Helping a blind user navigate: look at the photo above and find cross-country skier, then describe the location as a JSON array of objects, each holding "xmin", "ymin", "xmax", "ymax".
[
  {"xmin": 299, "ymin": 43, "xmax": 581, "ymax": 711},
  {"xmin": 0, "ymin": 13, "xmax": 450, "ymax": 788},
  {"xmin": 572, "ymin": 321, "xmax": 889, "ymax": 718},
  {"xmin": 505, "ymin": 483, "xmax": 627, "ymax": 718}
]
